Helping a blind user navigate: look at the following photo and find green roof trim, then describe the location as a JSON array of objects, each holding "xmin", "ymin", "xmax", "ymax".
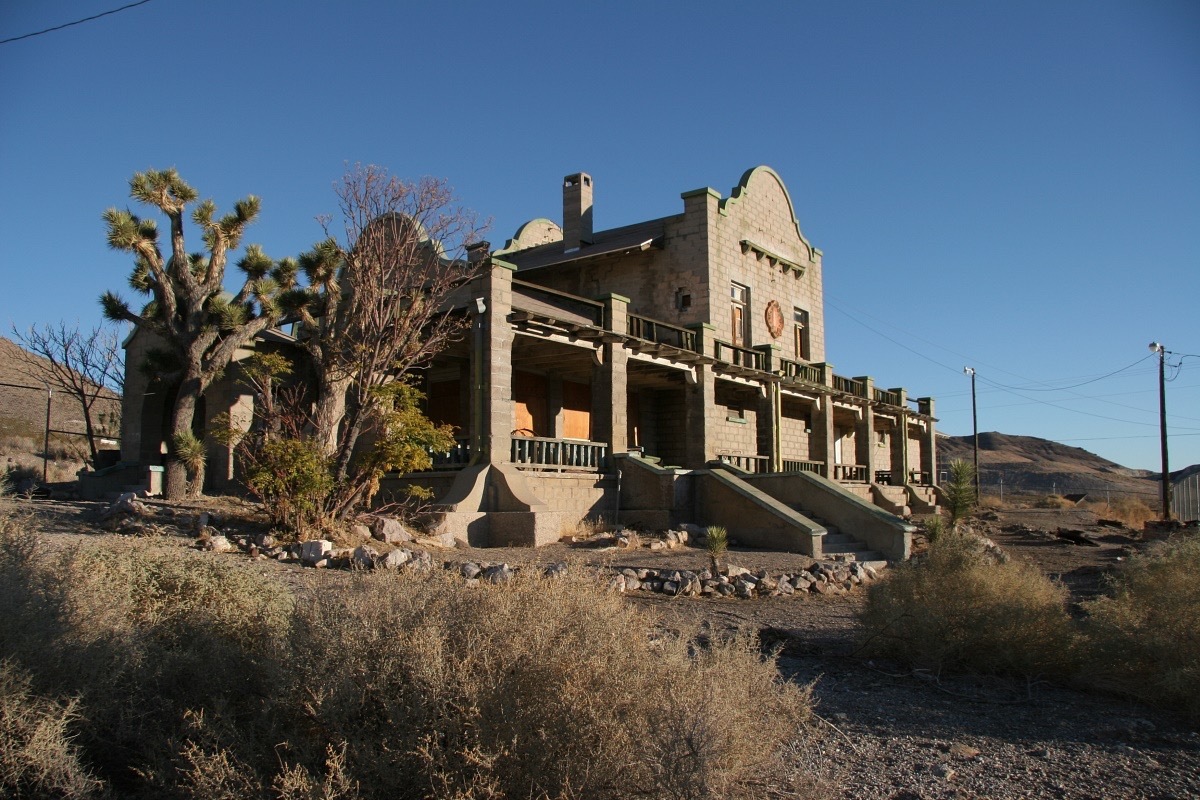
[{"xmin": 740, "ymin": 239, "xmax": 806, "ymax": 276}]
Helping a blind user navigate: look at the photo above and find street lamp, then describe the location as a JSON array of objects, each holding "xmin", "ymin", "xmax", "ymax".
[
  {"xmin": 1149, "ymin": 342, "xmax": 1171, "ymax": 521},
  {"xmin": 964, "ymin": 366, "xmax": 979, "ymax": 502}
]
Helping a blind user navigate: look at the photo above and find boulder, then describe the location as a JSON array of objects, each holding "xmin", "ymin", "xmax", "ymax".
[
  {"xmin": 300, "ymin": 539, "xmax": 334, "ymax": 566},
  {"xmin": 370, "ymin": 516, "xmax": 414, "ymax": 544}
]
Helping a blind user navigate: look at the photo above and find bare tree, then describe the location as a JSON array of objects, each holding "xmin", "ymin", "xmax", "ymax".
[
  {"xmin": 293, "ymin": 164, "xmax": 485, "ymax": 517},
  {"xmin": 100, "ymin": 169, "xmax": 298, "ymax": 498},
  {"xmin": 10, "ymin": 322, "xmax": 124, "ymax": 464}
]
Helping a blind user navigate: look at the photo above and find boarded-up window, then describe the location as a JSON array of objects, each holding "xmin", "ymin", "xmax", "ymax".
[
  {"xmin": 562, "ymin": 380, "xmax": 592, "ymax": 440},
  {"xmin": 428, "ymin": 379, "xmax": 463, "ymax": 434},
  {"xmin": 731, "ymin": 282, "xmax": 748, "ymax": 346},
  {"xmin": 513, "ymin": 371, "xmax": 548, "ymax": 437}
]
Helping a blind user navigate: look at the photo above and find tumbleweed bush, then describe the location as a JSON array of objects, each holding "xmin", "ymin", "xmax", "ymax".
[
  {"xmin": 858, "ymin": 532, "xmax": 1080, "ymax": 679},
  {"xmin": 1082, "ymin": 533, "xmax": 1200, "ymax": 719}
]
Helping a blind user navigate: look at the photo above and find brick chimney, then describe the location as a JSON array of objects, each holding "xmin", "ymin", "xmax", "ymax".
[{"xmin": 562, "ymin": 172, "xmax": 593, "ymax": 250}]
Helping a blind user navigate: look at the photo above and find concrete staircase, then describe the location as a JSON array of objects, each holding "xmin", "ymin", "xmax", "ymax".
[{"xmin": 796, "ymin": 508, "xmax": 887, "ymax": 566}]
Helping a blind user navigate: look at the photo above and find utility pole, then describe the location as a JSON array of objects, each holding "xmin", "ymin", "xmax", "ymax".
[
  {"xmin": 964, "ymin": 366, "xmax": 980, "ymax": 502},
  {"xmin": 1150, "ymin": 342, "xmax": 1172, "ymax": 521}
]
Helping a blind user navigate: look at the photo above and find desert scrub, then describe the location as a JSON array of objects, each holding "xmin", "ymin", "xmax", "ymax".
[
  {"xmin": 1082, "ymin": 534, "xmax": 1200, "ymax": 719},
  {"xmin": 0, "ymin": 660, "xmax": 102, "ymax": 799},
  {"xmin": 858, "ymin": 532, "xmax": 1079, "ymax": 679},
  {"xmin": 0, "ymin": 514, "xmax": 294, "ymax": 794},
  {"xmin": 285, "ymin": 567, "xmax": 813, "ymax": 800}
]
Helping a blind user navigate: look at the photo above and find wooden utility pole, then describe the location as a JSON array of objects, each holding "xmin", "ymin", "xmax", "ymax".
[
  {"xmin": 1151, "ymin": 342, "xmax": 1171, "ymax": 521},
  {"xmin": 964, "ymin": 366, "xmax": 980, "ymax": 502}
]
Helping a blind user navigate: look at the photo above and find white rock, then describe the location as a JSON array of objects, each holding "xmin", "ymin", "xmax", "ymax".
[{"xmin": 300, "ymin": 539, "xmax": 334, "ymax": 565}]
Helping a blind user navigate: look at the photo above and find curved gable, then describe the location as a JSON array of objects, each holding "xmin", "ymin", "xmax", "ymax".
[
  {"xmin": 495, "ymin": 218, "xmax": 564, "ymax": 256},
  {"xmin": 718, "ymin": 166, "xmax": 814, "ymax": 261}
]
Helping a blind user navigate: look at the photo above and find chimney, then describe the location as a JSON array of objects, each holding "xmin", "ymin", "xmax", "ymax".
[{"xmin": 562, "ymin": 172, "xmax": 593, "ymax": 250}]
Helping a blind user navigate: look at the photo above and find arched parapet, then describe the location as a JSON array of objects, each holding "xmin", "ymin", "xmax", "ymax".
[
  {"xmin": 718, "ymin": 166, "xmax": 818, "ymax": 262},
  {"xmin": 494, "ymin": 218, "xmax": 564, "ymax": 257}
]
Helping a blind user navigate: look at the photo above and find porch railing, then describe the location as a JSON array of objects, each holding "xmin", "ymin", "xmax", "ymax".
[
  {"xmin": 713, "ymin": 340, "xmax": 766, "ymax": 371},
  {"xmin": 873, "ymin": 387, "xmax": 902, "ymax": 407},
  {"xmin": 779, "ymin": 358, "xmax": 825, "ymax": 385},
  {"xmin": 716, "ymin": 453, "xmax": 770, "ymax": 473},
  {"xmin": 628, "ymin": 314, "xmax": 698, "ymax": 351},
  {"xmin": 909, "ymin": 469, "xmax": 932, "ymax": 486},
  {"xmin": 832, "ymin": 463, "xmax": 868, "ymax": 482},
  {"xmin": 424, "ymin": 437, "xmax": 471, "ymax": 470},
  {"xmin": 832, "ymin": 374, "xmax": 867, "ymax": 398},
  {"xmin": 511, "ymin": 436, "xmax": 607, "ymax": 471},
  {"xmin": 782, "ymin": 459, "xmax": 825, "ymax": 475}
]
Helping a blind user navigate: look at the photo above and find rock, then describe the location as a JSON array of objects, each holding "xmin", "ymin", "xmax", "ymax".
[
  {"xmin": 725, "ymin": 564, "xmax": 750, "ymax": 579},
  {"xmin": 351, "ymin": 545, "xmax": 378, "ymax": 569},
  {"xmin": 792, "ymin": 575, "xmax": 813, "ymax": 592},
  {"xmin": 544, "ymin": 561, "xmax": 569, "ymax": 579},
  {"xmin": 662, "ymin": 580, "xmax": 680, "ymax": 596},
  {"xmin": 300, "ymin": 539, "xmax": 334, "ymax": 566},
  {"xmin": 616, "ymin": 535, "xmax": 632, "ymax": 548},
  {"xmin": 932, "ymin": 763, "xmax": 956, "ymax": 780},
  {"xmin": 420, "ymin": 532, "xmax": 457, "ymax": 549},
  {"xmin": 378, "ymin": 549, "xmax": 410, "ymax": 570},
  {"xmin": 253, "ymin": 532, "xmax": 277, "ymax": 549},
  {"xmin": 204, "ymin": 534, "xmax": 235, "ymax": 554},
  {"xmin": 649, "ymin": 541, "xmax": 666, "ymax": 551},
  {"xmin": 460, "ymin": 561, "xmax": 482, "ymax": 579},
  {"xmin": 608, "ymin": 573, "xmax": 626, "ymax": 592},
  {"xmin": 735, "ymin": 579, "xmax": 755, "ymax": 599},
  {"xmin": 350, "ymin": 523, "xmax": 372, "ymax": 543},
  {"xmin": 370, "ymin": 516, "xmax": 414, "ymax": 544},
  {"xmin": 482, "ymin": 564, "xmax": 514, "ymax": 583},
  {"xmin": 716, "ymin": 582, "xmax": 735, "ymax": 597}
]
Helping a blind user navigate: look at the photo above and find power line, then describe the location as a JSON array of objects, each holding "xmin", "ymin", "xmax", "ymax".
[{"xmin": 0, "ymin": 0, "xmax": 155, "ymax": 46}]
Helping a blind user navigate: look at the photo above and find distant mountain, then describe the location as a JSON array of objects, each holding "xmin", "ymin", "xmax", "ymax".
[{"xmin": 938, "ymin": 431, "xmax": 1167, "ymax": 501}]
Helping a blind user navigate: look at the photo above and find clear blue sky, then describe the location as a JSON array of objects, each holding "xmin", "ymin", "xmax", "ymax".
[{"xmin": 2, "ymin": 0, "xmax": 1197, "ymax": 474}]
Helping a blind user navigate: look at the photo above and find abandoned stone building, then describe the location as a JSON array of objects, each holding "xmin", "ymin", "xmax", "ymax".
[{"xmin": 105, "ymin": 166, "xmax": 938, "ymax": 560}]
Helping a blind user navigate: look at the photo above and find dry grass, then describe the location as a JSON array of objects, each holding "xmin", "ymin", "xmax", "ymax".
[
  {"xmin": 1082, "ymin": 534, "xmax": 1200, "ymax": 720},
  {"xmin": 0, "ymin": 661, "xmax": 102, "ymax": 799},
  {"xmin": 286, "ymin": 566, "xmax": 813, "ymax": 799},
  {"xmin": 858, "ymin": 532, "xmax": 1080, "ymax": 679},
  {"xmin": 559, "ymin": 515, "xmax": 608, "ymax": 541},
  {"xmin": 1081, "ymin": 497, "xmax": 1157, "ymax": 529},
  {"xmin": 0, "ymin": 509, "xmax": 815, "ymax": 799}
]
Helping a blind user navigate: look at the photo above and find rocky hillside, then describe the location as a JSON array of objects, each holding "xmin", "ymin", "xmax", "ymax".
[
  {"xmin": 0, "ymin": 335, "xmax": 120, "ymax": 450},
  {"xmin": 938, "ymin": 431, "xmax": 1163, "ymax": 501}
]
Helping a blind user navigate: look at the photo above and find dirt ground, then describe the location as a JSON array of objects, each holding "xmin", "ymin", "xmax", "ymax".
[{"xmin": 5, "ymin": 496, "xmax": 1198, "ymax": 800}]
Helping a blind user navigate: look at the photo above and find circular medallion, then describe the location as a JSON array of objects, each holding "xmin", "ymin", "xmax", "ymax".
[{"xmin": 765, "ymin": 300, "xmax": 784, "ymax": 339}]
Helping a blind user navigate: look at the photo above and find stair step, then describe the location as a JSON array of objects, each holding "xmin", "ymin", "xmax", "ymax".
[
  {"xmin": 822, "ymin": 533, "xmax": 856, "ymax": 544},
  {"xmin": 823, "ymin": 540, "xmax": 867, "ymax": 554}
]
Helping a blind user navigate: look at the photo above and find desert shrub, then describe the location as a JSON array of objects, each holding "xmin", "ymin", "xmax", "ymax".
[
  {"xmin": 0, "ymin": 660, "xmax": 102, "ymax": 799},
  {"xmin": 286, "ymin": 567, "xmax": 812, "ymax": 799},
  {"xmin": 705, "ymin": 524, "xmax": 729, "ymax": 574},
  {"xmin": 1081, "ymin": 534, "xmax": 1200, "ymax": 719},
  {"xmin": 244, "ymin": 436, "xmax": 336, "ymax": 536},
  {"xmin": 0, "ymin": 514, "xmax": 294, "ymax": 793},
  {"xmin": 1033, "ymin": 494, "xmax": 1073, "ymax": 509},
  {"xmin": 1083, "ymin": 496, "xmax": 1156, "ymax": 529},
  {"xmin": 858, "ymin": 532, "xmax": 1079, "ymax": 679},
  {"xmin": 943, "ymin": 459, "xmax": 976, "ymax": 526},
  {"xmin": 921, "ymin": 514, "xmax": 946, "ymax": 544}
]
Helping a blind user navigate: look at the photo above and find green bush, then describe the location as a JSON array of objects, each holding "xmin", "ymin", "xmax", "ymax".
[
  {"xmin": 1082, "ymin": 534, "xmax": 1200, "ymax": 719},
  {"xmin": 943, "ymin": 459, "xmax": 976, "ymax": 526},
  {"xmin": 243, "ymin": 436, "xmax": 335, "ymax": 536},
  {"xmin": 858, "ymin": 532, "xmax": 1079, "ymax": 679}
]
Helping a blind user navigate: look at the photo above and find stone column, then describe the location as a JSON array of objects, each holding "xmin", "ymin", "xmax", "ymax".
[
  {"xmin": 890, "ymin": 388, "xmax": 908, "ymax": 485},
  {"xmin": 482, "ymin": 261, "xmax": 515, "ymax": 465},
  {"xmin": 813, "ymin": 362, "xmax": 836, "ymax": 479},
  {"xmin": 686, "ymin": 323, "xmax": 717, "ymax": 468},
  {"xmin": 918, "ymin": 397, "xmax": 937, "ymax": 484},
  {"xmin": 755, "ymin": 344, "xmax": 781, "ymax": 470},
  {"xmin": 855, "ymin": 376, "xmax": 875, "ymax": 482},
  {"xmin": 593, "ymin": 293, "xmax": 630, "ymax": 457}
]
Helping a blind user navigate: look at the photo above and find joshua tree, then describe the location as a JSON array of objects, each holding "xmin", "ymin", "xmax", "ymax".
[{"xmin": 100, "ymin": 169, "xmax": 297, "ymax": 498}]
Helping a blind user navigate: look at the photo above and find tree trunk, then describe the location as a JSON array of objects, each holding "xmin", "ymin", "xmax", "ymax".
[
  {"xmin": 164, "ymin": 377, "xmax": 201, "ymax": 500},
  {"xmin": 314, "ymin": 375, "xmax": 352, "ymax": 458}
]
